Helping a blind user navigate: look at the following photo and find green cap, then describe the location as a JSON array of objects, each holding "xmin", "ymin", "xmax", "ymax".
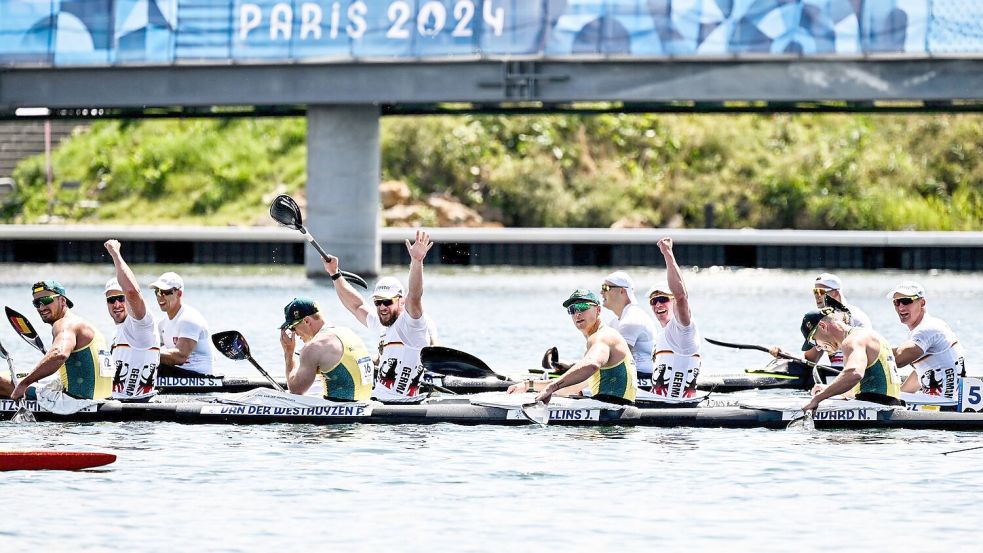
[
  {"xmin": 562, "ymin": 288, "xmax": 600, "ymax": 308},
  {"xmin": 799, "ymin": 310, "xmax": 829, "ymax": 351},
  {"xmin": 31, "ymin": 280, "xmax": 73, "ymax": 308},
  {"xmin": 281, "ymin": 297, "xmax": 319, "ymax": 329}
]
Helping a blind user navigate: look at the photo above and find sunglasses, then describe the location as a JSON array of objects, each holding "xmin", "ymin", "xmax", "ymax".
[
  {"xmin": 600, "ymin": 283, "xmax": 623, "ymax": 293},
  {"xmin": 32, "ymin": 295, "xmax": 59, "ymax": 308},
  {"xmin": 154, "ymin": 288, "xmax": 177, "ymax": 297},
  {"xmin": 893, "ymin": 296, "xmax": 920, "ymax": 307},
  {"xmin": 566, "ymin": 302, "xmax": 595, "ymax": 315},
  {"xmin": 812, "ymin": 288, "xmax": 834, "ymax": 297},
  {"xmin": 649, "ymin": 295, "xmax": 672, "ymax": 305},
  {"xmin": 106, "ymin": 295, "xmax": 126, "ymax": 304},
  {"xmin": 374, "ymin": 298, "xmax": 395, "ymax": 307}
]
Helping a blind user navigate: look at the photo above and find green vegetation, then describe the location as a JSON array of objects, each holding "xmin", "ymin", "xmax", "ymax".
[{"xmin": 6, "ymin": 113, "xmax": 983, "ymax": 230}]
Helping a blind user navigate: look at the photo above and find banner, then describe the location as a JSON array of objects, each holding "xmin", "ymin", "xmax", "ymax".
[{"xmin": 0, "ymin": 1, "xmax": 979, "ymax": 66}]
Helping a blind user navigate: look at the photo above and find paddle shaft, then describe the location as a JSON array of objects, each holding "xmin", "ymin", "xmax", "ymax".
[
  {"xmin": 247, "ymin": 357, "xmax": 285, "ymax": 393},
  {"xmin": 705, "ymin": 338, "xmax": 839, "ymax": 374},
  {"xmin": 941, "ymin": 445, "xmax": 983, "ymax": 455},
  {"xmin": 299, "ymin": 228, "xmax": 368, "ymax": 289},
  {"xmin": 2, "ymin": 340, "xmax": 35, "ymax": 421}
]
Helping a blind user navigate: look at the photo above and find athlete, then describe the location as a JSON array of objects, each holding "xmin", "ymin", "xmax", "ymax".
[
  {"xmin": 152, "ymin": 271, "xmax": 215, "ymax": 375},
  {"xmin": 105, "ymin": 239, "xmax": 160, "ymax": 401},
  {"xmin": 769, "ymin": 273, "xmax": 872, "ymax": 375},
  {"xmin": 510, "ymin": 289, "xmax": 638, "ymax": 405},
  {"xmin": 888, "ymin": 281, "xmax": 966, "ymax": 400},
  {"xmin": 648, "ymin": 237, "xmax": 701, "ymax": 399},
  {"xmin": 328, "ymin": 229, "xmax": 438, "ymax": 403},
  {"xmin": 800, "ymin": 308, "xmax": 902, "ymax": 412},
  {"xmin": 1, "ymin": 281, "xmax": 112, "ymax": 402},
  {"xmin": 600, "ymin": 270, "xmax": 656, "ymax": 388},
  {"xmin": 279, "ymin": 298, "xmax": 373, "ymax": 401}
]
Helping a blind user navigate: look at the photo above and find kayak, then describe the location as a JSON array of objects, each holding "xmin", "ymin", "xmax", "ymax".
[
  {"xmin": 0, "ymin": 451, "xmax": 116, "ymax": 471},
  {"xmin": 3, "ymin": 394, "xmax": 983, "ymax": 431},
  {"xmin": 154, "ymin": 373, "xmax": 512, "ymax": 395}
]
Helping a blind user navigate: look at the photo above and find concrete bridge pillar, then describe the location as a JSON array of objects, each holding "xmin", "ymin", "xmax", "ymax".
[{"xmin": 305, "ymin": 105, "xmax": 381, "ymax": 278}]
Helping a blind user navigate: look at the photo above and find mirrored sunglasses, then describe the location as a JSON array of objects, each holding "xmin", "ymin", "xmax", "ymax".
[
  {"xmin": 892, "ymin": 296, "xmax": 919, "ymax": 307},
  {"xmin": 649, "ymin": 295, "xmax": 672, "ymax": 305},
  {"xmin": 600, "ymin": 283, "xmax": 623, "ymax": 293},
  {"xmin": 106, "ymin": 295, "xmax": 126, "ymax": 304},
  {"xmin": 566, "ymin": 302, "xmax": 595, "ymax": 315},
  {"xmin": 32, "ymin": 295, "xmax": 59, "ymax": 308},
  {"xmin": 374, "ymin": 298, "xmax": 395, "ymax": 307},
  {"xmin": 154, "ymin": 288, "xmax": 177, "ymax": 297}
]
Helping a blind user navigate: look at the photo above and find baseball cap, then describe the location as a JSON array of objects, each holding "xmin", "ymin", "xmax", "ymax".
[
  {"xmin": 562, "ymin": 288, "xmax": 600, "ymax": 308},
  {"xmin": 372, "ymin": 277, "xmax": 405, "ymax": 299},
  {"xmin": 814, "ymin": 273, "xmax": 842, "ymax": 290},
  {"xmin": 645, "ymin": 282, "xmax": 673, "ymax": 298},
  {"xmin": 105, "ymin": 278, "xmax": 122, "ymax": 294},
  {"xmin": 887, "ymin": 280, "xmax": 925, "ymax": 299},
  {"xmin": 603, "ymin": 271, "xmax": 636, "ymax": 303},
  {"xmin": 150, "ymin": 272, "xmax": 184, "ymax": 291},
  {"xmin": 281, "ymin": 297, "xmax": 319, "ymax": 329},
  {"xmin": 800, "ymin": 310, "xmax": 828, "ymax": 351},
  {"xmin": 31, "ymin": 280, "xmax": 74, "ymax": 308}
]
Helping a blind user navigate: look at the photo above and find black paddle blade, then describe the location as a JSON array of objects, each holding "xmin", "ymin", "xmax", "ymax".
[
  {"xmin": 0, "ymin": 338, "xmax": 9, "ymax": 360},
  {"xmin": 420, "ymin": 346, "xmax": 500, "ymax": 379},
  {"xmin": 212, "ymin": 330, "xmax": 251, "ymax": 361},
  {"xmin": 270, "ymin": 194, "xmax": 304, "ymax": 231},
  {"xmin": 822, "ymin": 294, "xmax": 851, "ymax": 315}
]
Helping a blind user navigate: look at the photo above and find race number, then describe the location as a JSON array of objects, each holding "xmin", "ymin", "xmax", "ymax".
[
  {"xmin": 958, "ymin": 377, "xmax": 983, "ymax": 412},
  {"xmin": 356, "ymin": 356, "xmax": 373, "ymax": 385}
]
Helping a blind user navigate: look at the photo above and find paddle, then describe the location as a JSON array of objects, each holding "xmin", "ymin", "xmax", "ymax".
[
  {"xmin": 5, "ymin": 306, "xmax": 46, "ymax": 354},
  {"xmin": 0, "ymin": 336, "xmax": 36, "ymax": 423},
  {"xmin": 705, "ymin": 337, "xmax": 839, "ymax": 386},
  {"xmin": 269, "ymin": 194, "xmax": 368, "ymax": 289},
  {"xmin": 420, "ymin": 346, "xmax": 505, "ymax": 380},
  {"xmin": 211, "ymin": 331, "xmax": 285, "ymax": 392},
  {"xmin": 520, "ymin": 400, "xmax": 549, "ymax": 426}
]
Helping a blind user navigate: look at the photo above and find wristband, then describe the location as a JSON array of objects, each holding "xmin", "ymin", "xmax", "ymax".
[
  {"xmin": 526, "ymin": 380, "xmax": 535, "ymax": 392},
  {"xmin": 330, "ymin": 272, "xmax": 342, "ymax": 281}
]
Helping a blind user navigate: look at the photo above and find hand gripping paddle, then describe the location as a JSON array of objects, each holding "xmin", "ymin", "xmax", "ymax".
[{"xmin": 212, "ymin": 331, "xmax": 285, "ymax": 392}]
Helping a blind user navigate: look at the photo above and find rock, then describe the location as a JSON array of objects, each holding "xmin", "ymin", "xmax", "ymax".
[
  {"xmin": 380, "ymin": 180, "xmax": 411, "ymax": 209},
  {"xmin": 610, "ymin": 214, "xmax": 653, "ymax": 229},
  {"xmin": 383, "ymin": 204, "xmax": 423, "ymax": 227},
  {"xmin": 426, "ymin": 194, "xmax": 484, "ymax": 227}
]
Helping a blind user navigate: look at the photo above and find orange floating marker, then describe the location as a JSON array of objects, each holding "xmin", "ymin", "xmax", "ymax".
[{"xmin": 0, "ymin": 451, "xmax": 116, "ymax": 471}]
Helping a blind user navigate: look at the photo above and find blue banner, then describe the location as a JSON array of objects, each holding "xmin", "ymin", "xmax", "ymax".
[{"xmin": 0, "ymin": 0, "xmax": 980, "ymax": 66}]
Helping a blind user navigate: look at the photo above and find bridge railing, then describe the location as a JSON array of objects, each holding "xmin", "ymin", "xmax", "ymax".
[{"xmin": 2, "ymin": 0, "xmax": 982, "ymax": 67}]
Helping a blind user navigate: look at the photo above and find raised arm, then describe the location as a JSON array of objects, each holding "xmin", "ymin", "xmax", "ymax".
[
  {"xmin": 105, "ymin": 239, "xmax": 147, "ymax": 320},
  {"xmin": 404, "ymin": 230, "xmax": 434, "ymax": 319},
  {"xmin": 659, "ymin": 237, "xmax": 692, "ymax": 326},
  {"xmin": 324, "ymin": 256, "xmax": 370, "ymax": 326}
]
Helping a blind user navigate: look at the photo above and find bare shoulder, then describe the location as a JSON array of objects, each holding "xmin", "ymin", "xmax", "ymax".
[{"xmin": 306, "ymin": 331, "xmax": 344, "ymax": 360}]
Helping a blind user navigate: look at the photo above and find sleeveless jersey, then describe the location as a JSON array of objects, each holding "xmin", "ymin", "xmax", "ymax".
[
  {"xmin": 319, "ymin": 327, "xmax": 373, "ymax": 401},
  {"xmin": 111, "ymin": 311, "xmax": 160, "ymax": 400},
  {"xmin": 587, "ymin": 357, "xmax": 638, "ymax": 403},
  {"xmin": 908, "ymin": 315, "xmax": 966, "ymax": 400},
  {"xmin": 825, "ymin": 302, "xmax": 871, "ymax": 369},
  {"xmin": 851, "ymin": 335, "xmax": 901, "ymax": 400},
  {"xmin": 651, "ymin": 317, "xmax": 702, "ymax": 399},
  {"xmin": 62, "ymin": 329, "xmax": 113, "ymax": 400}
]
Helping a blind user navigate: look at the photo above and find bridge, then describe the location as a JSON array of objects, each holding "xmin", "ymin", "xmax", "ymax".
[{"xmin": 2, "ymin": 1, "xmax": 982, "ymax": 275}]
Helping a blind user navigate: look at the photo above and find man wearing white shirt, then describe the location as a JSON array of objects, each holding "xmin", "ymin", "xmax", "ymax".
[
  {"xmin": 328, "ymin": 230, "xmax": 438, "ymax": 403},
  {"xmin": 104, "ymin": 240, "xmax": 160, "ymax": 401},
  {"xmin": 152, "ymin": 271, "xmax": 214, "ymax": 375},
  {"xmin": 600, "ymin": 270, "xmax": 657, "ymax": 388},
  {"xmin": 648, "ymin": 237, "xmax": 701, "ymax": 399}
]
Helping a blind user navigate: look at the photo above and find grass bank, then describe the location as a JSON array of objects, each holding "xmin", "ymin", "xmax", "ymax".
[{"xmin": 6, "ymin": 113, "xmax": 982, "ymax": 230}]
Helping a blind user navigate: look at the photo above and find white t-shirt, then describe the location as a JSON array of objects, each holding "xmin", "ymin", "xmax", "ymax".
[
  {"xmin": 111, "ymin": 310, "xmax": 160, "ymax": 400},
  {"xmin": 905, "ymin": 314, "xmax": 966, "ymax": 399},
  {"xmin": 366, "ymin": 310, "xmax": 436, "ymax": 403},
  {"xmin": 652, "ymin": 317, "xmax": 701, "ymax": 399},
  {"xmin": 159, "ymin": 304, "xmax": 214, "ymax": 375},
  {"xmin": 608, "ymin": 303, "xmax": 656, "ymax": 375}
]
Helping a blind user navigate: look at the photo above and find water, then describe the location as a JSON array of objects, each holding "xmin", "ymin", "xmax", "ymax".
[{"xmin": 2, "ymin": 265, "xmax": 982, "ymax": 551}]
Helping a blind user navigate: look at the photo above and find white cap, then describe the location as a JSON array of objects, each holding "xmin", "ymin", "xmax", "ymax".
[
  {"xmin": 814, "ymin": 273, "xmax": 842, "ymax": 290},
  {"xmin": 887, "ymin": 280, "xmax": 925, "ymax": 299},
  {"xmin": 372, "ymin": 276, "xmax": 405, "ymax": 299},
  {"xmin": 105, "ymin": 278, "xmax": 122, "ymax": 294},
  {"xmin": 150, "ymin": 271, "xmax": 184, "ymax": 291},
  {"xmin": 646, "ymin": 282, "xmax": 673, "ymax": 298},
  {"xmin": 603, "ymin": 271, "xmax": 636, "ymax": 303}
]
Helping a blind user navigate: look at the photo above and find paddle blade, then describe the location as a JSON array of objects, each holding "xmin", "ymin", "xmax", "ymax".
[
  {"xmin": 520, "ymin": 401, "xmax": 550, "ymax": 426},
  {"xmin": 5, "ymin": 306, "xmax": 45, "ymax": 354},
  {"xmin": 11, "ymin": 402, "xmax": 36, "ymax": 423},
  {"xmin": 270, "ymin": 194, "xmax": 304, "ymax": 231},
  {"xmin": 787, "ymin": 410, "xmax": 816, "ymax": 432},
  {"xmin": 420, "ymin": 346, "xmax": 500, "ymax": 379},
  {"xmin": 0, "ymin": 338, "xmax": 8, "ymax": 360},
  {"xmin": 212, "ymin": 331, "xmax": 251, "ymax": 361}
]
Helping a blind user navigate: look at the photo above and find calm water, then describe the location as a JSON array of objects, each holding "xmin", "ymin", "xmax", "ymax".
[{"xmin": 2, "ymin": 264, "xmax": 982, "ymax": 552}]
